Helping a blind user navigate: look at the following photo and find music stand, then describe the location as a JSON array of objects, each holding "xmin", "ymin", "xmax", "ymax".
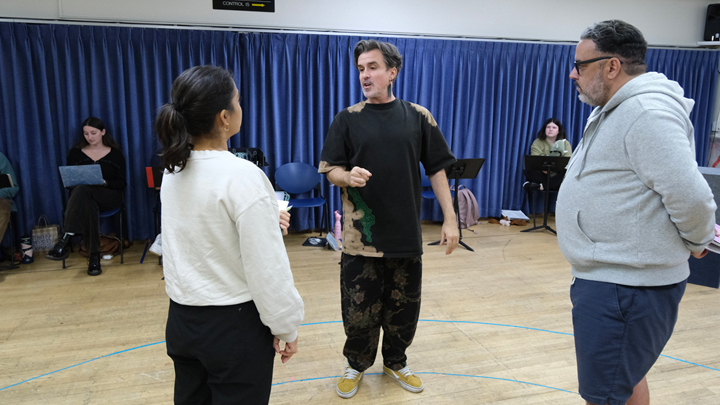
[
  {"xmin": 428, "ymin": 158, "xmax": 485, "ymax": 252},
  {"xmin": 521, "ymin": 155, "xmax": 569, "ymax": 235}
]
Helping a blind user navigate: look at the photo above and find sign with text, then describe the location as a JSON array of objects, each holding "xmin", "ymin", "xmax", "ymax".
[{"xmin": 212, "ymin": 0, "xmax": 275, "ymax": 12}]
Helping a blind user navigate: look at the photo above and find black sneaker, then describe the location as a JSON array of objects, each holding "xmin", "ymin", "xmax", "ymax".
[{"xmin": 46, "ymin": 235, "xmax": 72, "ymax": 261}]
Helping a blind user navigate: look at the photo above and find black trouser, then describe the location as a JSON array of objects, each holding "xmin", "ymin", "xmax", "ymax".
[
  {"xmin": 340, "ymin": 253, "xmax": 422, "ymax": 372},
  {"xmin": 166, "ymin": 300, "xmax": 275, "ymax": 405},
  {"xmin": 64, "ymin": 185, "xmax": 121, "ymax": 254}
]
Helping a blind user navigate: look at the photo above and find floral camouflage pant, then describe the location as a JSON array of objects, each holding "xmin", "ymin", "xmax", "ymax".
[{"xmin": 340, "ymin": 253, "xmax": 422, "ymax": 372}]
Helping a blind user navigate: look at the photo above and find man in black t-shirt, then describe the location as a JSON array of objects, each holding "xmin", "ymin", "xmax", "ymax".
[{"xmin": 319, "ymin": 39, "xmax": 458, "ymax": 399}]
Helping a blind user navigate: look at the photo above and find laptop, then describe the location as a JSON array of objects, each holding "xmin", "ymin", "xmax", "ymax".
[{"xmin": 58, "ymin": 165, "xmax": 104, "ymax": 188}]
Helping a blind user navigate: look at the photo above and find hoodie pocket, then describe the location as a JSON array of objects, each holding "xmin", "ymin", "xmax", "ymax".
[{"xmin": 556, "ymin": 202, "xmax": 596, "ymax": 267}]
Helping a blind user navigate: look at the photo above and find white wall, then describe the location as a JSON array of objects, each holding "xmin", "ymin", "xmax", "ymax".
[{"xmin": 0, "ymin": 0, "xmax": 717, "ymax": 47}]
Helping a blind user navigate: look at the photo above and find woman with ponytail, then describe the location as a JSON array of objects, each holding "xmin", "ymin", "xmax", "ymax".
[
  {"xmin": 46, "ymin": 117, "xmax": 126, "ymax": 276},
  {"xmin": 156, "ymin": 65, "xmax": 304, "ymax": 404}
]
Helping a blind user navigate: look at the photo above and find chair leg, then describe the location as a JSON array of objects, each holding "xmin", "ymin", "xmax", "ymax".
[
  {"xmin": 318, "ymin": 205, "xmax": 324, "ymax": 237},
  {"xmin": 327, "ymin": 202, "xmax": 332, "ymax": 237},
  {"xmin": 322, "ymin": 202, "xmax": 330, "ymax": 237},
  {"xmin": 7, "ymin": 213, "xmax": 18, "ymax": 270},
  {"xmin": 527, "ymin": 190, "xmax": 536, "ymax": 228},
  {"xmin": 61, "ymin": 215, "xmax": 66, "ymax": 269},
  {"xmin": 318, "ymin": 202, "xmax": 330, "ymax": 237},
  {"xmin": 155, "ymin": 193, "xmax": 162, "ymax": 265},
  {"xmin": 120, "ymin": 207, "xmax": 124, "ymax": 264},
  {"xmin": 61, "ymin": 243, "xmax": 73, "ymax": 269}
]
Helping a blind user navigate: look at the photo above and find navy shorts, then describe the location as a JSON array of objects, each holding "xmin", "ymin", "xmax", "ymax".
[{"xmin": 570, "ymin": 277, "xmax": 687, "ymax": 405}]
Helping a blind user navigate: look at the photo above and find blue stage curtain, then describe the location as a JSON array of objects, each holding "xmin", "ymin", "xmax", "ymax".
[
  {"xmin": 236, "ymin": 34, "xmax": 363, "ymax": 231},
  {"xmin": 395, "ymin": 40, "xmax": 589, "ymax": 219},
  {"xmin": 646, "ymin": 48, "xmax": 719, "ymax": 164},
  {"xmin": 0, "ymin": 22, "xmax": 240, "ymax": 239},
  {"xmin": 238, "ymin": 33, "xmax": 719, "ymax": 223},
  {"xmin": 1, "ymin": 23, "xmax": 717, "ymax": 237}
]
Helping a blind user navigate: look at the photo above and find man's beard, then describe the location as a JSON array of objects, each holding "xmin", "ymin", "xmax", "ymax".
[
  {"xmin": 362, "ymin": 83, "xmax": 392, "ymax": 100},
  {"xmin": 576, "ymin": 68, "xmax": 608, "ymax": 107}
]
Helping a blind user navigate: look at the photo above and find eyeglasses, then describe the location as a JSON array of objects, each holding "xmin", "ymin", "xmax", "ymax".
[{"xmin": 573, "ymin": 56, "xmax": 615, "ymax": 74}]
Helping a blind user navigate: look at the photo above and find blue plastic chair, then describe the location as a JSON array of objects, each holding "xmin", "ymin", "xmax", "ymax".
[
  {"xmin": 419, "ymin": 163, "xmax": 453, "ymax": 202},
  {"xmin": 275, "ymin": 162, "xmax": 329, "ymax": 236},
  {"xmin": 421, "ymin": 169, "xmax": 435, "ymax": 199},
  {"xmin": 99, "ymin": 203, "xmax": 125, "ymax": 264},
  {"xmin": 62, "ymin": 196, "xmax": 125, "ymax": 268}
]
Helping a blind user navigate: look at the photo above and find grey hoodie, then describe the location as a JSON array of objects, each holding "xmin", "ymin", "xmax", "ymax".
[{"xmin": 556, "ymin": 72, "xmax": 716, "ymax": 287}]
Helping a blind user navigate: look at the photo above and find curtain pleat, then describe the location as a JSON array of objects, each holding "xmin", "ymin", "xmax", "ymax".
[
  {"xmin": 1, "ymin": 23, "xmax": 717, "ymax": 238},
  {"xmin": 0, "ymin": 22, "xmax": 241, "ymax": 239}
]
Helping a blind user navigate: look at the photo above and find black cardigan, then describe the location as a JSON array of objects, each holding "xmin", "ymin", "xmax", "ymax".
[{"xmin": 66, "ymin": 147, "xmax": 127, "ymax": 191}]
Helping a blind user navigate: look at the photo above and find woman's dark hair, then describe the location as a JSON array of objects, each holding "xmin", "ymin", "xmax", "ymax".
[
  {"xmin": 536, "ymin": 118, "xmax": 567, "ymax": 141},
  {"xmin": 155, "ymin": 65, "xmax": 236, "ymax": 173},
  {"xmin": 74, "ymin": 116, "xmax": 120, "ymax": 149}
]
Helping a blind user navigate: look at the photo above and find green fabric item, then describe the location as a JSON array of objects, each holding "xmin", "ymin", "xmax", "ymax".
[{"xmin": 530, "ymin": 138, "xmax": 572, "ymax": 157}]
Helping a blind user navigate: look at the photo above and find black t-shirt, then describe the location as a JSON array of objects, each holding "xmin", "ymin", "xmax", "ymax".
[
  {"xmin": 320, "ymin": 99, "xmax": 455, "ymax": 258},
  {"xmin": 67, "ymin": 147, "xmax": 127, "ymax": 191}
]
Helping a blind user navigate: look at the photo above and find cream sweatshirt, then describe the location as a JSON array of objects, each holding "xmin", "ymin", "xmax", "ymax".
[{"xmin": 161, "ymin": 150, "xmax": 304, "ymax": 342}]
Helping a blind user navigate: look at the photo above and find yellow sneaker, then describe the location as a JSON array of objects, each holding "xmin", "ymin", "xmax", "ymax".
[
  {"xmin": 336, "ymin": 364, "xmax": 363, "ymax": 398},
  {"xmin": 383, "ymin": 365, "xmax": 424, "ymax": 393}
]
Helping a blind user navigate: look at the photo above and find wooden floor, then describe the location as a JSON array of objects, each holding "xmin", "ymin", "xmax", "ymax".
[{"xmin": 1, "ymin": 219, "xmax": 719, "ymax": 404}]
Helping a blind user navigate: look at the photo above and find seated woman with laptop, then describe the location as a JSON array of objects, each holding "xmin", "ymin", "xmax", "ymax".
[{"xmin": 46, "ymin": 116, "xmax": 126, "ymax": 276}]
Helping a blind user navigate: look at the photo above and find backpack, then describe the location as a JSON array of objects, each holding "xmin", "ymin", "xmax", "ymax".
[
  {"xmin": 79, "ymin": 234, "xmax": 121, "ymax": 258},
  {"xmin": 453, "ymin": 185, "xmax": 479, "ymax": 229}
]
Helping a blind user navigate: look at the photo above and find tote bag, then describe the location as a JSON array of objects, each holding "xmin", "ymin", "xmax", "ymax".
[{"xmin": 32, "ymin": 215, "xmax": 59, "ymax": 253}]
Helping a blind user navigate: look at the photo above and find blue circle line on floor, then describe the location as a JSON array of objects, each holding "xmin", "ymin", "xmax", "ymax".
[
  {"xmin": 419, "ymin": 319, "xmax": 575, "ymax": 336},
  {"xmin": 301, "ymin": 319, "xmax": 574, "ymax": 336},
  {"xmin": 271, "ymin": 371, "xmax": 578, "ymax": 394},
  {"xmin": 2, "ymin": 320, "xmax": 718, "ymax": 393},
  {"xmin": 0, "ymin": 341, "xmax": 165, "ymax": 392}
]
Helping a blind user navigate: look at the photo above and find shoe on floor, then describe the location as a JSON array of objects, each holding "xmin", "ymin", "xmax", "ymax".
[
  {"xmin": 87, "ymin": 253, "xmax": 102, "ymax": 276},
  {"xmin": 383, "ymin": 365, "xmax": 424, "ymax": 393},
  {"xmin": 336, "ymin": 363, "xmax": 363, "ymax": 399},
  {"xmin": 21, "ymin": 241, "xmax": 33, "ymax": 264},
  {"xmin": 46, "ymin": 234, "xmax": 72, "ymax": 261}
]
